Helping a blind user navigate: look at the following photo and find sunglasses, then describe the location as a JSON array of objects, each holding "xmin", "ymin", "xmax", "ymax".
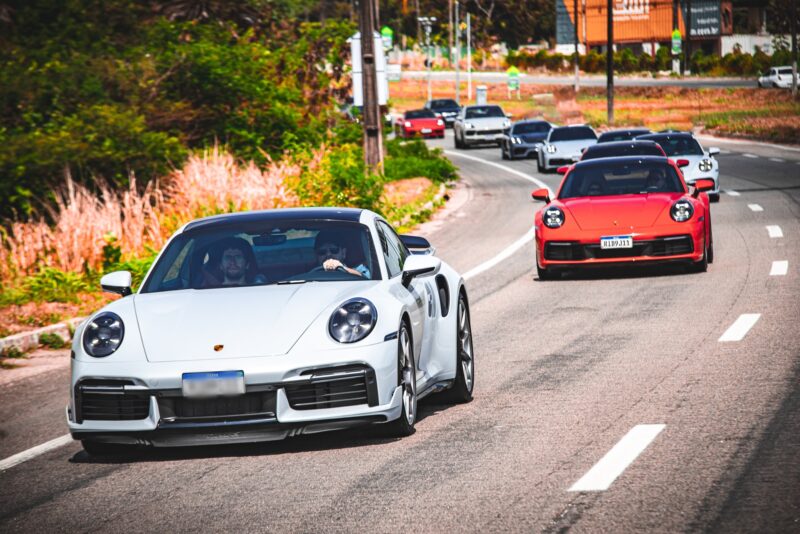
[{"xmin": 316, "ymin": 245, "xmax": 341, "ymax": 255}]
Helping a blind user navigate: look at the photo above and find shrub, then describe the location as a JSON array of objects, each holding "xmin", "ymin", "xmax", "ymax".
[
  {"xmin": 21, "ymin": 268, "xmax": 91, "ymax": 304},
  {"xmin": 39, "ymin": 332, "xmax": 67, "ymax": 349},
  {"xmin": 384, "ymin": 139, "xmax": 457, "ymax": 183}
]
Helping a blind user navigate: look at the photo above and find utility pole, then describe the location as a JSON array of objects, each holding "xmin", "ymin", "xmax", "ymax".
[
  {"xmin": 419, "ymin": 16, "xmax": 436, "ymax": 103},
  {"xmin": 792, "ymin": 0, "xmax": 798, "ymax": 97},
  {"xmin": 359, "ymin": 0, "xmax": 383, "ymax": 172},
  {"xmin": 455, "ymin": 1, "xmax": 461, "ymax": 103},
  {"xmin": 606, "ymin": 0, "xmax": 614, "ymax": 125},
  {"xmin": 574, "ymin": 0, "xmax": 580, "ymax": 91},
  {"xmin": 467, "ymin": 13, "xmax": 472, "ymax": 101}
]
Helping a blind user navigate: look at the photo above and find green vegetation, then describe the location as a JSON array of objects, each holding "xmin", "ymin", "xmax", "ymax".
[
  {"xmin": 384, "ymin": 139, "xmax": 458, "ymax": 183},
  {"xmin": 38, "ymin": 332, "xmax": 68, "ymax": 349}
]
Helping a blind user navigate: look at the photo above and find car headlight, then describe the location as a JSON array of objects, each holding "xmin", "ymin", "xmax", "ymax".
[
  {"xmin": 503, "ymin": 119, "xmax": 511, "ymax": 128},
  {"xmin": 404, "ymin": 121, "xmax": 412, "ymax": 128},
  {"xmin": 464, "ymin": 122, "xmax": 475, "ymax": 129},
  {"xmin": 83, "ymin": 312, "xmax": 125, "ymax": 357},
  {"xmin": 512, "ymin": 136, "xmax": 522, "ymax": 144},
  {"xmin": 699, "ymin": 159, "xmax": 713, "ymax": 172},
  {"xmin": 436, "ymin": 119, "xmax": 444, "ymax": 126},
  {"xmin": 329, "ymin": 298, "xmax": 377, "ymax": 343},
  {"xmin": 546, "ymin": 144, "xmax": 557, "ymax": 153},
  {"xmin": 543, "ymin": 206, "xmax": 566, "ymax": 228},
  {"xmin": 670, "ymin": 200, "xmax": 694, "ymax": 222}
]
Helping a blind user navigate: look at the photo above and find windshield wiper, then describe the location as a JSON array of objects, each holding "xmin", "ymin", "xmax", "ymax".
[{"xmin": 275, "ymin": 279, "xmax": 309, "ymax": 285}]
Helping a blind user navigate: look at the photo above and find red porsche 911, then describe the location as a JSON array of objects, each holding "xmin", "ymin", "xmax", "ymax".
[
  {"xmin": 532, "ymin": 156, "xmax": 714, "ymax": 280},
  {"xmin": 396, "ymin": 109, "xmax": 445, "ymax": 139}
]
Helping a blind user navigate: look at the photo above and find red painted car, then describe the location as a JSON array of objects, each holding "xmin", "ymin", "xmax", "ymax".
[
  {"xmin": 397, "ymin": 109, "xmax": 445, "ymax": 139},
  {"xmin": 532, "ymin": 156, "xmax": 714, "ymax": 279}
]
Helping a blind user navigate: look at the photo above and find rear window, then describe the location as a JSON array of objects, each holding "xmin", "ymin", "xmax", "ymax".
[
  {"xmin": 598, "ymin": 129, "xmax": 650, "ymax": 143},
  {"xmin": 778, "ymin": 68, "xmax": 793, "ymax": 75},
  {"xmin": 430, "ymin": 99, "xmax": 458, "ymax": 109},
  {"xmin": 550, "ymin": 127, "xmax": 597, "ymax": 142},
  {"xmin": 465, "ymin": 106, "xmax": 505, "ymax": 119},
  {"xmin": 581, "ymin": 144, "xmax": 664, "ymax": 160},
  {"xmin": 560, "ymin": 161, "xmax": 684, "ymax": 199},
  {"xmin": 406, "ymin": 109, "xmax": 436, "ymax": 119}
]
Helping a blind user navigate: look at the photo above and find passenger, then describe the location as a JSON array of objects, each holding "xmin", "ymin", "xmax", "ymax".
[
  {"xmin": 202, "ymin": 237, "xmax": 265, "ymax": 287},
  {"xmin": 314, "ymin": 230, "xmax": 370, "ymax": 278},
  {"xmin": 584, "ymin": 173, "xmax": 606, "ymax": 196}
]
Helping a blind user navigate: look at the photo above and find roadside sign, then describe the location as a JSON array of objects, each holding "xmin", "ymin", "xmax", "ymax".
[
  {"xmin": 507, "ymin": 65, "xmax": 520, "ymax": 90},
  {"xmin": 349, "ymin": 32, "xmax": 388, "ymax": 106},
  {"xmin": 476, "ymin": 85, "xmax": 487, "ymax": 105},
  {"xmin": 387, "ymin": 63, "xmax": 401, "ymax": 82},
  {"xmin": 381, "ymin": 26, "xmax": 393, "ymax": 50},
  {"xmin": 671, "ymin": 29, "xmax": 681, "ymax": 55}
]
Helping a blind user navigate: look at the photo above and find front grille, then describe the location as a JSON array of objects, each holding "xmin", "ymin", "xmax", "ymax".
[
  {"xmin": 284, "ymin": 366, "xmax": 377, "ymax": 410},
  {"xmin": 544, "ymin": 235, "xmax": 693, "ymax": 261},
  {"xmin": 76, "ymin": 379, "xmax": 149, "ymax": 422},
  {"xmin": 158, "ymin": 392, "xmax": 276, "ymax": 423},
  {"xmin": 548, "ymin": 158, "xmax": 573, "ymax": 166},
  {"xmin": 467, "ymin": 129, "xmax": 501, "ymax": 136}
]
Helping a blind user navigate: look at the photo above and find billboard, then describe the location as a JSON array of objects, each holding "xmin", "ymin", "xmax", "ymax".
[{"xmin": 556, "ymin": 0, "xmax": 722, "ymax": 47}]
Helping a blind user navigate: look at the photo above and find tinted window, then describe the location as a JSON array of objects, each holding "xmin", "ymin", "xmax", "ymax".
[
  {"xmin": 430, "ymin": 99, "xmax": 459, "ymax": 109},
  {"xmin": 550, "ymin": 127, "xmax": 597, "ymax": 142},
  {"xmin": 581, "ymin": 143, "xmax": 664, "ymax": 160},
  {"xmin": 142, "ymin": 221, "xmax": 380, "ymax": 292},
  {"xmin": 598, "ymin": 129, "xmax": 650, "ymax": 143},
  {"xmin": 406, "ymin": 109, "xmax": 436, "ymax": 119},
  {"xmin": 778, "ymin": 68, "xmax": 793, "ymax": 75},
  {"xmin": 465, "ymin": 105, "xmax": 505, "ymax": 119},
  {"xmin": 559, "ymin": 161, "xmax": 684, "ymax": 199},
  {"xmin": 376, "ymin": 221, "xmax": 409, "ymax": 278},
  {"xmin": 513, "ymin": 122, "xmax": 550, "ymax": 134},
  {"xmin": 639, "ymin": 135, "xmax": 704, "ymax": 156}
]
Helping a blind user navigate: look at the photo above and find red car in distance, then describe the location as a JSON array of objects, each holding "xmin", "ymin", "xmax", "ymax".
[
  {"xmin": 532, "ymin": 156, "xmax": 714, "ymax": 280},
  {"xmin": 396, "ymin": 109, "xmax": 445, "ymax": 139}
]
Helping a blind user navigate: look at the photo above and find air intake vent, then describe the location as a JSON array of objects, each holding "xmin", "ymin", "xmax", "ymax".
[
  {"xmin": 284, "ymin": 366, "xmax": 378, "ymax": 410},
  {"xmin": 76, "ymin": 379, "xmax": 149, "ymax": 422}
]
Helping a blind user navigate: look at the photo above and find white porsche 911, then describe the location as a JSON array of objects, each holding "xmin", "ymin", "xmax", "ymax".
[{"xmin": 68, "ymin": 208, "xmax": 474, "ymax": 456}]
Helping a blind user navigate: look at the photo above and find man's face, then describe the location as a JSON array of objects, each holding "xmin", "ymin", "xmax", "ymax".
[
  {"xmin": 316, "ymin": 242, "xmax": 346, "ymax": 263},
  {"xmin": 221, "ymin": 247, "xmax": 247, "ymax": 280}
]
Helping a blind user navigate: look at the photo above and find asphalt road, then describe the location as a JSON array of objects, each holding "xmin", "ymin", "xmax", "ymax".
[
  {"xmin": 402, "ymin": 70, "xmax": 757, "ymax": 88},
  {"xmin": 1, "ymin": 133, "xmax": 799, "ymax": 532}
]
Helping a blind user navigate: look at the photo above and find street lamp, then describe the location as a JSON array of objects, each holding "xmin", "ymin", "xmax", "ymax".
[{"xmin": 418, "ymin": 16, "xmax": 436, "ymax": 102}]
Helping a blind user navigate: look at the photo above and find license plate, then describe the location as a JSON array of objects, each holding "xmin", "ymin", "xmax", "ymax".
[
  {"xmin": 600, "ymin": 235, "xmax": 633, "ymax": 249},
  {"xmin": 421, "ymin": 128, "xmax": 432, "ymax": 134},
  {"xmin": 182, "ymin": 370, "xmax": 245, "ymax": 398}
]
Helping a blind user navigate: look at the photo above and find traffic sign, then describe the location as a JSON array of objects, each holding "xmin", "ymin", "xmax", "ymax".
[
  {"xmin": 671, "ymin": 29, "xmax": 682, "ymax": 55},
  {"xmin": 507, "ymin": 65, "xmax": 520, "ymax": 90},
  {"xmin": 381, "ymin": 26, "xmax": 393, "ymax": 50}
]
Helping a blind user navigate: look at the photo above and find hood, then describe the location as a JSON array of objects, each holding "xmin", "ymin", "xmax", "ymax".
[
  {"xmin": 134, "ymin": 282, "xmax": 378, "ymax": 362},
  {"xmin": 407, "ymin": 117, "xmax": 441, "ymax": 127},
  {"xmin": 517, "ymin": 133, "xmax": 547, "ymax": 143},
  {"xmin": 551, "ymin": 139, "xmax": 596, "ymax": 155},
  {"xmin": 466, "ymin": 117, "xmax": 507, "ymax": 129},
  {"xmin": 560, "ymin": 194, "xmax": 681, "ymax": 231}
]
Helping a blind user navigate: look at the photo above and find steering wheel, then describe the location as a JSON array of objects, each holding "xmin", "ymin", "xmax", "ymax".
[{"xmin": 308, "ymin": 265, "xmax": 346, "ymax": 273}]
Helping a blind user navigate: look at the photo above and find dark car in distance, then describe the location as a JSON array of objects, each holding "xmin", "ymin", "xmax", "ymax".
[
  {"xmin": 597, "ymin": 128, "xmax": 652, "ymax": 143},
  {"xmin": 424, "ymin": 98, "xmax": 461, "ymax": 127},
  {"xmin": 501, "ymin": 120, "xmax": 553, "ymax": 160},
  {"xmin": 578, "ymin": 140, "xmax": 666, "ymax": 162}
]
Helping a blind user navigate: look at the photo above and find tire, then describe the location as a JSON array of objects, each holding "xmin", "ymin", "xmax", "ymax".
[
  {"xmin": 536, "ymin": 157, "xmax": 543, "ymax": 173},
  {"xmin": 691, "ymin": 244, "xmax": 709, "ymax": 273},
  {"xmin": 708, "ymin": 193, "xmax": 720, "ymax": 203},
  {"xmin": 384, "ymin": 321, "xmax": 417, "ymax": 437},
  {"xmin": 537, "ymin": 261, "xmax": 556, "ymax": 280},
  {"xmin": 707, "ymin": 224, "xmax": 714, "ymax": 264},
  {"xmin": 440, "ymin": 292, "xmax": 474, "ymax": 404},
  {"xmin": 501, "ymin": 144, "xmax": 509, "ymax": 159},
  {"xmin": 81, "ymin": 440, "xmax": 134, "ymax": 457},
  {"xmin": 454, "ymin": 132, "xmax": 462, "ymax": 149}
]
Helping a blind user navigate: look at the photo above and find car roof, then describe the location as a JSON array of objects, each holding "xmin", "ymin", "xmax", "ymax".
[
  {"xmin": 514, "ymin": 119, "xmax": 550, "ymax": 125},
  {"xmin": 573, "ymin": 155, "xmax": 671, "ymax": 168},
  {"xmin": 586, "ymin": 139, "xmax": 660, "ymax": 150},
  {"xmin": 599, "ymin": 128, "xmax": 650, "ymax": 135},
  {"xmin": 184, "ymin": 207, "xmax": 365, "ymax": 232},
  {"xmin": 637, "ymin": 132, "xmax": 694, "ymax": 139},
  {"xmin": 551, "ymin": 124, "xmax": 592, "ymax": 130}
]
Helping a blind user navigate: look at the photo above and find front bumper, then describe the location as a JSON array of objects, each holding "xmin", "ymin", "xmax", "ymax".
[
  {"xmin": 403, "ymin": 127, "xmax": 445, "ymax": 138},
  {"xmin": 464, "ymin": 130, "xmax": 503, "ymax": 145},
  {"xmin": 542, "ymin": 152, "xmax": 581, "ymax": 169},
  {"xmin": 510, "ymin": 142, "xmax": 542, "ymax": 158}
]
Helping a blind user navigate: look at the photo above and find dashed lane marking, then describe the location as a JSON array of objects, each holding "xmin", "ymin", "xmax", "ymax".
[
  {"xmin": 748, "ymin": 204, "xmax": 764, "ymax": 212},
  {"xmin": 770, "ymin": 260, "xmax": 789, "ymax": 276},
  {"xmin": 568, "ymin": 424, "xmax": 666, "ymax": 492},
  {"xmin": 767, "ymin": 225, "xmax": 784, "ymax": 238},
  {"xmin": 769, "ymin": 157, "xmax": 785, "ymax": 163},
  {"xmin": 0, "ymin": 434, "xmax": 73, "ymax": 473},
  {"xmin": 743, "ymin": 154, "xmax": 759, "ymax": 159},
  {"xmin": 719, "ymin": 313, "xmax": 761, "ymax": 342},
  {"xmin": 726, "ymin": 190, "xmax": 741, "ymax": 197}
]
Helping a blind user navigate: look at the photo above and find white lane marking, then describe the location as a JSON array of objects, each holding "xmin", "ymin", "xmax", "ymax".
[
  {"xmin": 743, "ymin": 153, "xmax": 759, "ymax": 159},
  {"xmin": 770, "ymin": 260, "xmax": 789, "ymax": 276},
  {"xmin": 719, "ymin": 313, "xmax": 761, "ymax": 342},
  {"xmin": 463, "ymin": 225, "xmax": 536, "ymax": 281},
  {"xmin": 720, "ymin": 149, "xmax": 732, "ymax": 155},
  {"xmin": 726, "ymin": 190, "xmax": 741, "ymax": 197},
  {"xmin": 767, "ymin": 225, "xmax": 784, "ymax": 238},
  {"xmin": 568, "ymin": 424, "xmax": 666, "ymax": 492},
  {"xmin": 0, "ymin": 434, "xmax": 73, "ymax": 473},
  {"xmin": 769, "ymin": 157, "xmax": 785, "ymax": 163},
  {"xmin": 444, "ymin": 150, "xmax": 553, "ymax": 193},
  {"xmin": 747, "ymin": 204, "xmax": 764, "ymax": 212}
]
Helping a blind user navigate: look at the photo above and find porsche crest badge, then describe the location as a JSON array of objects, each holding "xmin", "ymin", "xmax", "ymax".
[{"xmin": 213, "ymin": 344, "xmax": 224, "ymax": 352}]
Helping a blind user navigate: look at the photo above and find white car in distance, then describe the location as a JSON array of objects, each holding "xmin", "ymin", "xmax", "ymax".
[
  {"xmin": 637, "ymin": 132, "xmax": 721, "ymax": 202},
  {"xmin": 68, "ymin": 208, "xmax": 475, "ymax": 456},
  {"xmin": 453, "ymin": 104, "xmax": 511, "ymax": 148},
  {"xmin": 757, "ymin": 66, "xmax": 795, "ymax": 89},
  {"xmin": 537, "ymin": 125, "xmax": 598, "ymax": 172}
]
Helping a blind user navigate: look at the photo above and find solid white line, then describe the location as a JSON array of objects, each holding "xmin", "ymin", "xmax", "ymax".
[
  {"xmin": 719, "ymin": 313, "xmax": 761, "ymax": 342},
  {"xmin": 747, "ymin": 204, "xmax": 764, "ymax": 212},
  {"xmin": 766, "ymin": 225, "xmax": 784, "ymax": 238},
  {"xmin": 769, "ymin": 157, "xmax": 785, "ymax": 163},
  {"xmin": 0, "ymin": 434, "xmax": 73, "ymax": 473},
  {"xmin": 568, "ymin": 424, "xmax": 666, "ymax": 492},
  {"xmin": 694, "ymin": 134, "xmax": 800, "ymax": 154},
  {"xmin": 443, "ymin": 150, "xmax": 553, "ymax": 193},
  {"xmin": 743, "ymin": 153, "xmax": 759, "ymax": 159},
  {"xmin": 462, "ymin": 225, "xmax": 536, "ymax": 281},
  {"xmin": 726, "ymin": 190, "xmax": 741, "ymax": 197},
  {"xmin": 770, "ymin": 260, "xmax": 789, "ymax": 276}
]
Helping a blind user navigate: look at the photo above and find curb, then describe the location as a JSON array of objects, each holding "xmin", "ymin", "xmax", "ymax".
[{"xmin": 0, "ymin": 317, "xmax": 86, "ymax": 354}]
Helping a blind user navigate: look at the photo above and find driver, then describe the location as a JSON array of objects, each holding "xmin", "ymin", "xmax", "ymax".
[
  {"xmin": 314, "ymin": 230, "xmax": 370, "ymax": 278},
  {"xmin": 646, "ymin": 167, "xmax": 668, "ymax": 191}
]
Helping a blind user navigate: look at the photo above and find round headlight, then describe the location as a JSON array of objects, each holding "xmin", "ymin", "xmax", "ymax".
[
  {"xmin": 465, "ymin": 122, "xmax": 475, "ymax": 129},
  {"xmin": 670, "ymin": 200, "xmax": 694, "ymax": 222},
  {"xmin": 543, "ymin": 206, "xmax": 566, "ymax": 228},
  {"xmin": 546, "ymin": 144, "xmax": 557, "ymax": 153},
  {"xmin": 83, "ymin": 312, "xmax": 124, "ymax": 357},
  {"xmin": 329, "ymin": 298, "xmax": 377, "ymax": 343},
  {"xmin": 699, "ymin": 159, "xmax": 713, "ymax": 172}
]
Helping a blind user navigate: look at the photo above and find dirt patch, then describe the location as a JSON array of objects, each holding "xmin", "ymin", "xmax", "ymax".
[{"xmin": 382, "ymin": 177, "xmax": 434, "ymax": 205}]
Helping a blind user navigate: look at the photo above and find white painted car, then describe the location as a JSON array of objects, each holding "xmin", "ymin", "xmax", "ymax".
[
  {"xmin": 68, "ymin": 208, "xmax": 475, "ymax": 456},
  {"xmin": 537, "ymin": 125, "xmax": 598, "ymax": 172},
  {"xmin": 453, "ymin": 104, "xmax": 511, "ymax": 148},
  {"xmin": 757, "ymin": 66, "xmax": 795, "ymax": 89},
  {"xmin": 637, "ymin": 132, "xmax": 721, "ymax": 202}
]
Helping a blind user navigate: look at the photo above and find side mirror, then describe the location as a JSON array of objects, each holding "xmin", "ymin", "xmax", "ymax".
[
  {"xmin": 505, "ymin": 112, "xmax": 513, "ymax": 118},
  {"xmin": 676, "ymin": 159, "xmax": 690, "ymax": 168},
  {"xmin": 531, "ymin": 188, "xmax": 551, "ymax": 202},
  {"xmin": 100, "ymin": 270, "xmax": 133, "ymax": 297},
  {"xmin": 401, "ymin": 255, "xmax": 441, "ymax": 288},
  {"xmin": 400, "ymin": 234, "xmax": 436, "ymax": 255},
  {"xmin": 692, "ymin": 178, "xmax": 715, "ymax": 197},
  {"xmin": 708, "ymin": 147, "xmax": 720, "ymax": 156},
  {"xmin": 557, "ymin": 165, "xmax": 569, "ymax": 175}
]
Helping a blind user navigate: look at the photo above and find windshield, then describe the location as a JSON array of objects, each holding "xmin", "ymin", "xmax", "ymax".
[
  {"xmin": 581, "ymin": 143, "xmax": 664, "ymax": 160},
  {"xmin": 640, "ymin": 135, "xmax": 704, "ymax": 156},
  {"xmin": 406, "ymin": 109, "xmax": 436, "ymax": 119},
  {"xmin": 513, "ymin": 122, "xmax": 550, "ymax": 134},
  {"xmin": 559, "ymin": 161, "xmax": 684, "ymax": 199},
  {"xmin": 598, "ymin": 129, "xmax": 650, "ymax": 142},
  {"xmin": 142, "ymin": 220, "xmax": 380, "ymax": 293},
  {"xmin": 430, "ymin": 99, "xmax": 459, "ymax": 109},
  {"xmin": 550, "ymin": 127, "xmax": 597, "ymax": 142},
  {"xmin": 465, "ymin": 105, "xmax": 505, "ymax": 119},
  {"xmin": 778, "ymin": 68, "xmax": 793, "ymax": 75}
]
